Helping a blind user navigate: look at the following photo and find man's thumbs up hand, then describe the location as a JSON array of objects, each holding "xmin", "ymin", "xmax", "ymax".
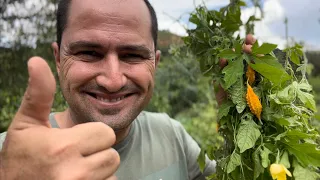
[
  {"xmin": 11, "ymin": 57, "xmax": 56, "ymax": 130},
  {"xmin": 0, "ymin": 57, "xmax": 120, "ymax": 180}
]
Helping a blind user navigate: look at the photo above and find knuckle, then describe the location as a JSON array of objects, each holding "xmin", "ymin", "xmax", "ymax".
[
  {"xmin": 74, "ymin": 170, "xmax": 90, "ymax": 180},
  {"xmin": 57, "ymin": 166, "xmax": 90, "ymax": 180},
  {"xmin": 109, "ymin": 149, "xmax": 121, "ymax": 166},
  {"xmin": 95, "ymin": 122, "xmax": 116, "ymax": 143},
  {"xmin": 102, "ymin": 149, "xmax": 120, "ymax": 168},
  {"xmin": 47, "ymin": 140, "xmax": 76, "ymax": 157}
]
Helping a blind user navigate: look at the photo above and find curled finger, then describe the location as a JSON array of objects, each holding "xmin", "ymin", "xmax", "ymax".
[
  {"xmin": 105, "ymin": 175, "xmax": 118, "ymax": 180},
  {"xmin": 85, "ymin": 148, "xmax": 120, "ymax": 179}
]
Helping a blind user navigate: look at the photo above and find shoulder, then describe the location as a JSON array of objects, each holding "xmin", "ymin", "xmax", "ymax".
[
  {"xmin": 136, "ymin": 111, "xmax": 194, "ymax": 147},
  {"xmin": 138, "ymin": 111, "xmax": 183, "ymax": 126},
  {"xmin": 138, "ymin": 111, "xmax": 216, "ymax": 178},
  {"xmin": 137, "ymin": 111, "xmax": 185, "ymax": 133},
  {"xmin": 0, "ymin": 131, "xmax": 7, "ymax": 150}
]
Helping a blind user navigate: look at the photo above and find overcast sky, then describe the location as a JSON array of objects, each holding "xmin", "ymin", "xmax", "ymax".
[
  {"xmin": 3, "ymin": 0, "xmax": 320, "ymax": 50},
  {"xmin": 149, "ymin": 0, "xmax": 320, "ymax": 50}
]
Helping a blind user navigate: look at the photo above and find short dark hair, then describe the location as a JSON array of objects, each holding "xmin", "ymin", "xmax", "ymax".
[{"xmin": 56, "ymin": 0, "xmax": 158, "ymax": 50}]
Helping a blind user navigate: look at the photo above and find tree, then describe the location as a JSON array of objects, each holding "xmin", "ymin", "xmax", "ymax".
[{"xmin": 0, "ymin": 0, "xmax": 62, "ymax": 132}]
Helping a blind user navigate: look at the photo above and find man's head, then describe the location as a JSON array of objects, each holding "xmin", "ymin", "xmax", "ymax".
[
  {"xmin": 52, "ymin": 0, "xmax": 161, "ymax": 131},
  {"xmin": 56, "ymin": 0, "xmax": 158, "ymax": 50}
]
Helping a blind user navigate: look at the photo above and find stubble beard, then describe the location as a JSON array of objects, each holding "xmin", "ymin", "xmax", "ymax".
[{"xmin": 63, "ymin": 91, "xmax": 146, "ymax": 131}]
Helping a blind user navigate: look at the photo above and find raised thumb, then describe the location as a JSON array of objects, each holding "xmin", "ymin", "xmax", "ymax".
[{"xmin": 11, "ymin": 57, "xmax": 56, "ymax": 129}]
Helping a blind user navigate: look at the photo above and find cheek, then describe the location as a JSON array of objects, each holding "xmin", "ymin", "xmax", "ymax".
[
  {"xmin": 125, "ymin": 61, "xmax": 156, "ymax": 89},
  {"xmin": 60, "ymin": 60, "xmax": 97, "ymax": 89}
]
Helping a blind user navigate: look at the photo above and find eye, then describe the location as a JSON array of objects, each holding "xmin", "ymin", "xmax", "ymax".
[
  {"xmin": 78, "ymin": 51, "xmax": 102, "ymax": 57},
  {"xmin": 120, "ymin": 53, "xmax": 144, "ymax": 60},
  {"xmin": 75, "ymin": 51, "xmax": 104, "ymax": 62}
]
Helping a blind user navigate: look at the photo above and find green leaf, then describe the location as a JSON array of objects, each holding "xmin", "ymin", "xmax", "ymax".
[
  {"xmin": 205, "ymin": 173, "xmax": 217, "ymax": 180},
  {"xmin": 297, "ymin": 80, "xmax": 312, "ymax": 91},
  {"xmin": 253, "ymin": 148, "xmax": 264, "ymax": 179},
  {"xmin": 229, "ymin": 78, "xmax": 246, "ymax": 113},
  {"xmin": 291, "ymin": 81, "xmax": 317, "ymax": 111},
  {"xmin": 197, "ymin": 148, "xmax": 206, "ymax": 172},
  {"xmin": 296, "ymin": 89, "xmax": 317, "ymax": 111},
  {"xmin": 222, "ymin": 56, "xmax": 244, "ymax": 89},
  {"xmin": 273, "ymin": 115, "xmax": 301, "ymax": 127},
  {"xmin": 252, "ymin": 43, "xmax": 277, "ymax": 55},
  {"xmin": 290, "ymin": 51, "xmax": 300, "ymax": 65},
  {"xmin": 247, "ymin": 15, "xmax": 259, "ymax": 23},
  {"xmin": 284, "ymin": 44, "xmax": 304, "ymax": 65},
  {"xmin": 275, "ymin": 132, "xmax": 287, "ymax": 141},
  {"xmin": 252, "ymin": 40, "xmax": 259, "ymax": 50},
  {"xmin": 219, "ymin": 156, "xmax": 229, "ymax": 172},
  {"xmin": 286, "ymin": 130, "xmax": 315, "ymax": 140},
  {"xmin": 221, "ymin": 7, "xmax": 242, "ymax": 33},
  {"xmin": 253, "ymin": 54, "xmax": 283, "ymax": 69},
  {"xmin": 293, "ymin": 161, "xmax": 319, "ymax": 180},
  {"xmin": 234, "ymin": 41, "xmax": 242, "ymax": 54},
  {"xmin": 279, "ymin": 151, "xmax": 290, "ymax": 168},
  {"xmin": 218, "ymin": 101, "xmax": 234, "ymax": 119},
  {"xmin": 260, "ymin": 146, "xmax": 271, "ymax": 168},
  {"xmin": 239, "ymin": 0, "xmax": 247, "ymax": 6},
  {"xmin": 250, "ymin": 61, "xmax": 291, "ymax": 85},
  {"xmin": 236, "ymin": 120, "xmax": 261, "ymax": 153},
  {"xmin": 189, "ymin": 14, "xmax": 200, "ymax": 25},
  {"xmin": 219, "ymin": 49, "xmax": 239, "ymax": 59},
  {"xmin": 268, "ymin": 83, "xmax": 296, "ymax": 104},
  {"xmin": 227, "ymin": 152, "xmax": 241, "ymax": 173},
  {"xmin": 206, "ymin": 146, "xmax": 215, "ymax": 160},
  {"xmin": 282, "ymin": 141, "xmax": 320, "ymax": 167}
]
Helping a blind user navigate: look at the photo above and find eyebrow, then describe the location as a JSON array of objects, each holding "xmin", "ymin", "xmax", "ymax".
[
  {"xmin": 68, "ymin": 41, "xmax": 104, "ymax": 50},
  {"xmin": 116, "ymin": 45, "xmax": 152, "ymax": 55},
  {"xmin": 68, "ymin": 41, "xmax": 153, "ymax": 55}
]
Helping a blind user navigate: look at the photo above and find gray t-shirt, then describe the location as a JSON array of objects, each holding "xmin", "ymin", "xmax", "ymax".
[{"xmin": 0, "ymin": 111, "xmax": 216, "ymax": 180}]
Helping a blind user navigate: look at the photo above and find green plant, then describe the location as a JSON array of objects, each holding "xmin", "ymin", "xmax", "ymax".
[{"xmin": 178, "ymin": 1, "xmax": 320, "ymax": 179}]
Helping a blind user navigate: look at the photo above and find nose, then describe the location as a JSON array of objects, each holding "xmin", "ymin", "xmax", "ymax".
[{"xmin": 96, "ymin": 54, "xmax": 127, "ymax": 93}]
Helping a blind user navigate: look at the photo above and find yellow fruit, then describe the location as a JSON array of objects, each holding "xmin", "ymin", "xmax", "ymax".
[
  {"xmin": 246, "ymin": 82, "xmax": 262, "ymax": 121},
  {"xmin": 246, "ymin": 66, "xmax": 255, "ymax": 85}
]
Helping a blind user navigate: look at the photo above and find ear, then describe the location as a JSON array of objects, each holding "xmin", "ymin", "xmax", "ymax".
[
  {"xmin": 51, "ymin": 42, "xmax": 61, "ymax": 76},
  {"xmin": 155, "ymin": 50, "xmax": 161, "ymax": 68}
]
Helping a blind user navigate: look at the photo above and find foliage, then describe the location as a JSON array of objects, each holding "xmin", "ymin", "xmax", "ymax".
[
  {"xmin": 180, "ymin": 1, "xmax": 320, "ymax": 179},
  {"xmin": 146, "ymin": 45, "xmax": 224, "ymax": 148},
  {"xmin": 306, "ymin": 51, "xmax": 320, "ymax": 76},
  {"xmin": 0, "ymin": 0, "xmax": 66, "ymax": 132},
  {"xmin": 147, "ymin": 45, "xmax": 209, "ymax": 118}
]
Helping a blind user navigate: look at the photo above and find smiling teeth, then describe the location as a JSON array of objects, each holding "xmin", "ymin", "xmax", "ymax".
[{"xmin": 97, "ymin": 96, "xmax": 125, "ymax": 103}]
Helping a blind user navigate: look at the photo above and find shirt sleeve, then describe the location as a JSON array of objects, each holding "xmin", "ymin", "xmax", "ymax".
[{"xmin": 172, "ymin": 120, "xmax": 216, "ymax": 180}]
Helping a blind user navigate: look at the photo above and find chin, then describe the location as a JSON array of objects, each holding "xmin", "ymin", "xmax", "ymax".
[{"xmin": 93, "ymin": 108, "xmax": 141, "ymax": 129}]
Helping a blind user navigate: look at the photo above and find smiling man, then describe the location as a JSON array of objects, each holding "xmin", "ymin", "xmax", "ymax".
[
  {"xmin": 0, "ymin": 0, "xmax": 216, "ymax": 179},
  {"xmin": 52, "ymin": 0, "xmax": 161, "ymax": 144}
]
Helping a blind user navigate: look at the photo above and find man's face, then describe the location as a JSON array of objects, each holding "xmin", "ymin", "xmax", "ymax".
[{"xmin": 53, "ymin": 0, "xmax": 160, "ymax": 130}]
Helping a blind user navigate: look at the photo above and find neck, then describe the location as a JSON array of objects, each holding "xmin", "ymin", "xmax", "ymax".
[
  {"xmin": 114, "ymin": 126, "xmax": 132, "ymax": 144},
  {"xmin": 54, "ymin": 109, "xmax": 132, "ymax": 145}
]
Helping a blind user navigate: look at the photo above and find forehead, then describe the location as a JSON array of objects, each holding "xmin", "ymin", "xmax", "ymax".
[{"xmin": 63, "ymin": 0, "xmax": 153, "ymax": 48}]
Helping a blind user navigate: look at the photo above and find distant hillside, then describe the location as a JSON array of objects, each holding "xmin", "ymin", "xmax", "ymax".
[
  {"xmin": 156, "ymin": 31, "xmax": 320, "ymax": 76},
  {"xmin": 306, "ymin": 51, "xmax": 320, "ymax": 76},
  {"xmin": 157, "ymin": 30, "xmax": 183, "ymax": 55}
]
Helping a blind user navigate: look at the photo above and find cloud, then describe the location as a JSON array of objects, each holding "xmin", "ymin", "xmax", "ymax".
[
  {"xmin": 151, "ymin": 0, "xmax": 289, "ymax": 48},
  {"xmin": 150, "ymin": 0, "xmax": 229, "ymax": 36},
  {"xmin": 240, "ymin": 0, "xmax": 288, "ymax": 49},
  {"xmin": 152, "ymin": 0, "xmax": 320, "ymax": 51}
]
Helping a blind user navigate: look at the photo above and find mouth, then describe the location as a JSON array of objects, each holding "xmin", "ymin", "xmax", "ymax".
[{"xmin": 86, "ymin": 92, "xmax": 134, "ymax": 103}]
